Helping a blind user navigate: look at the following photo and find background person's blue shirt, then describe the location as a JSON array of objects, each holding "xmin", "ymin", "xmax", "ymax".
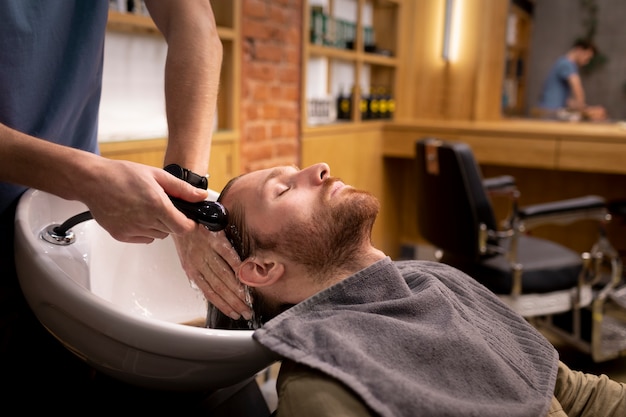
[
  {"xmin": 0, "ymin": 1, "xmax": 108, "ymax": 214},
  {"xmin": 538, "ymin": 56, "xmax": 578, "ymax": 110}
]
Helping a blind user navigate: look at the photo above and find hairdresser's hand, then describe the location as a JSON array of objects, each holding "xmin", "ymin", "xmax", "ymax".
[
  {"xmin": 78, "ymin": 159, "xmax": 207, "ymax": 243},
  {"xmin": 172, "ymin": 228, "xmax": 251, "ymax": 321},
  {"xmin": 583, "ymin": 105, "xmax": 608, "ymax": 121}
]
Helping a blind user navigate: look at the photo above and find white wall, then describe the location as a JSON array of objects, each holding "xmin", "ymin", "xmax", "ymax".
[{"xmin": 98, "ymin": 31, "xmax": 168, "ymax": 142}]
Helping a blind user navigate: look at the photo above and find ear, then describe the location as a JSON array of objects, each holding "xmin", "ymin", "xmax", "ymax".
[{"xmin": 238, "ymin": 256, "xmax": 285, "ymax": 288}]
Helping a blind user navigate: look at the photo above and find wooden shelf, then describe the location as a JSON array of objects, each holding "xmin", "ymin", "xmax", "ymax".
[
  {"xmin": 107, "ymin": 10, "xmax": 237, "ymax": 41},
  {"xmin": 302, "ymin": 119, "xmax": 387, "ymax": 135},
  {"xmin": 217, "ymin": 27, "xmax": 236, "ymax": 41},
  {"xmin": 107, "ymin": 10, "xmax": 159, "ymax": 35},
  {"xmin": 502, "ymin": 3, "xmax": 533, "ymax": 117},
  {"xmin": 362, "ymin": 53, "xmax": 397, "ymax": 67},
  {"xmin": 308, "ymin": 44, "xmax": 358, "ymax": 61},
  {"xmin": 308, "ymin": 44, "xmax": 397, "ymax": 67},
  {"xmin": 302, "ymin": 0, "xmax": 402, "ymax": 129}
]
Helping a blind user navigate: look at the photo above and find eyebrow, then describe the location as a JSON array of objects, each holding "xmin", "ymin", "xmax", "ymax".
[
  {"xmin": 263, "ymin": 167, "xmax": 287, "ymax": 188},
  {"xmin": 261, "ymin": 165, "xmax": 299, "ymax": 189},
  {"xmin": 258, "ymin": 165, "xmax": 299, "ymax": 201}
]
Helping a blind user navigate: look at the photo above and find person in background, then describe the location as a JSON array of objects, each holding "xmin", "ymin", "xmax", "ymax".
[
  {"xmin": 536, "ymin": 38, "xmax": 607, "ymax": 121},
  {"xmin": 0, "ymin": 0, "xmax": 248, "ymax": 407},
  {"xmin": 217, "ymin": 162, "xmax": 626, "ymax": 417}
]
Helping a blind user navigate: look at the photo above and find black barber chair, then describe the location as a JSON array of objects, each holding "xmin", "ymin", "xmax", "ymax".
[{"xmin": 414, "ymin": 137, "xmax": 626, "ymax": 362}]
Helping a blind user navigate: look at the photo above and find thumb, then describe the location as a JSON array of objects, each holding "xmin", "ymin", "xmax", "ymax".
[{"xmin": 177, "ymin": 182, "xmax": 210, "ymax": 202}]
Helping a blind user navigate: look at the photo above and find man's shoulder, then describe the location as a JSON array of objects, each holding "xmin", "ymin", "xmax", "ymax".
[
  {"xmin": 393, "ymin": 259, "xmax": 493, "ymax": 299},
  {"xmin": 555, "ymin": 57, "xmax": 578, "ymax": 76},
  {"xmin": 393, "ymin": 259, "xmax": 467, "ymax": 287},
  {"xmin": 394, "ymin": 259, "xmax": 461, "ymax": 276}
]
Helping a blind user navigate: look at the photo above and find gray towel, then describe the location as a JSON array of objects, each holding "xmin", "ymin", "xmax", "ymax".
[{"xmin": 254, "ymin": 258, "xmax": 558, "ymax": 417}]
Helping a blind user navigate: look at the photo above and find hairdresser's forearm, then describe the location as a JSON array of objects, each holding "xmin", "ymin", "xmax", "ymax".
[
  {"xmin": 146, "ymin": 0, "xmax": 223, "ymax": 174},
  {"xmin": 0, "ymin": 122, "xmax": 102, "ymax": 200},
  {"xmin": 568, "ymin": 74, "xmax": 587, "ymax": 110}
]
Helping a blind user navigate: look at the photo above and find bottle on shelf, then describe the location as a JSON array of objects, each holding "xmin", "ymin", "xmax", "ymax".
[
  {"xmin": 310, "ymin": 6, "xmax": 325, "ymax": 45},
  {"xmin": 367, "ymin": 86, "xmax": 380, "ymax": 120},
  {"xmin": 387, "ymin": 88, "xmax": 396, "ymax": 120},
  {"xmin": 359, "ymin": 86, "xmax": 369, "ymax": 120},
  {"xmin": 336, "ymin": 86, "xmax": 351, "ymax": 120},
  {"xmin": 344, "ymin": 20, "xmax": 356, "ymax": 50},
  {"xmin": 363, "ymin": 25, "xmax": 376, "ymax": 53},
  {"xmin": 377, "ymin": 86, "xmax": 388, "ymax": 119}
]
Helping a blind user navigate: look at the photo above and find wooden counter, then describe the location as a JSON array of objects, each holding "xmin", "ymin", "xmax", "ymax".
[
  {"xmin": 378, "ymin": 118, "xmax": 626, "ymax": 259},
  {"xmin": 383, "ymin": 119, "xmax": 626, "ymax": 174}
]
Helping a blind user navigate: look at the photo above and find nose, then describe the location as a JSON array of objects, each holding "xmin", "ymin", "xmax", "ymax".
[{"xmin": 299, "ymin": 163, "xmax": 330, "ymax": 185}]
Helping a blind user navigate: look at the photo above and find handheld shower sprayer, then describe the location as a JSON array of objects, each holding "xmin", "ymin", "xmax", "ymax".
[
  {"xmin": 168, "ymin": 196, "xmax": 228, "ymax": 232},
  {"xmin": 43, "ymin": 196, "xmax": 228, "ymax": 246}
]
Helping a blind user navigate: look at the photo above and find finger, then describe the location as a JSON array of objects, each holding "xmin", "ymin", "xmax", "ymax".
[
  {"xmin": 191, "ymin": 272, "xmax": 248, "ymax": 320},
  {"xmin": 202, "ymin": 258, "xmax": 251, "ymax": 315},
  {"xmin": 204, "ymin": 247, "xmax": 242, "ymax": 294},
  {"xmin": 158, "ymin": 170, "xmax": 208, "ymax": 202},
  {"xmin": 205, "ymin": 286, "xmax": 251, "ymax": 322},
  {"xmin": 159, "ymin": 197, "xmax": 198, "ymax": 235},
  {"xmin": 210, "ymin": 231, "xmax": 243, "ymax": 269},
  {"xmin": 121, "ymin": 236, "xmax": 156, "ymax": 244},
  {"xmin": 150, "ymin": 229, "xmax": 169, "ymax": 240}
]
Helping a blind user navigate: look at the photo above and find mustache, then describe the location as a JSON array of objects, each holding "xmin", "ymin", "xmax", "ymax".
[{"xmin": 321, "ymin": 177, "xmax": 344, "ymax": 196}]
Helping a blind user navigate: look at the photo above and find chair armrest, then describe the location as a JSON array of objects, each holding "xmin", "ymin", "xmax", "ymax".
[
  {"xmin": 517, "ymin": 195, "xmax": 610, "ymax": 230},
  {"xmin": 483, "ymin": 176, "xmax": 519, "ymax": 229},
  {"xmin": 483, "ymin": 175, "xmax": 516, "ymax": 191}
]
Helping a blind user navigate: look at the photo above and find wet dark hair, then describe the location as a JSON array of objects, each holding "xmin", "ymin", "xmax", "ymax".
[
  {"xmin": 217, "ymin": 174, "xmax": 278, "ymax": 261},
  {"xmin": 573, "ymin": 38, "xmax": 597, "ymax": 56},
  {"xmin": 217, "ymin": 175, "xmax": 249, "ymax": 260}
]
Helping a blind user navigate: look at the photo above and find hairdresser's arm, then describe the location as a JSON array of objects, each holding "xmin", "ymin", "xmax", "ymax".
[
  {"xmin": 145, "ymin": 0, "xmax": 250, "ymax": 320},
  {"xmin": 567, "ymin": 73, "xmax": 607, "ymax": 120},
  {"xmin": 0, "ymin": 122, "xmax": 206, "ymax": 243},
  {"xmin": 567, "ymin": 73, "xmax": 587, "ymax": 111}
]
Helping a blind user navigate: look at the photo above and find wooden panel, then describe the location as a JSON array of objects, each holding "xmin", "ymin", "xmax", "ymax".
[
  {"xmin": 461, "ymin": 135, "xmax": 556, "ymax": 169},
  {"xmin": 396, "ymin": 0, "xmax": 446, "ymax": 120},
  {"xmin": 395, "ymin": 0, "xmax": 508, "ymax": 121},
  {"xmin": 99, "ymin": 138, "xmax": 167, "ymax": 167},
  {"xmin": 381, "ymin": 127, "xmax": 557, "ymax": 169},
  {"xmin": 473, "ymin": 0, "xmax": 509, "ymax": 120},
  {"xmin": 301, "ymin": 131, "xmax": 383, "ymax": 195},
  {"xmin": 559, "ymin": 141, "xmax": 626, "ymax": 175},
  {"xmin": 382, "ymin": 129, "xmax": 456, "ymax": 158},
  {"xmin": 208, "ymin": 141, "xmax": 239, "ymax": 191}
]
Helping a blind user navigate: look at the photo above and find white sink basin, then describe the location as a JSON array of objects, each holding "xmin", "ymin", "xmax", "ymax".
[{"xmin": 14, "ymin": 189, "xmax": 277, "ymax": 391}]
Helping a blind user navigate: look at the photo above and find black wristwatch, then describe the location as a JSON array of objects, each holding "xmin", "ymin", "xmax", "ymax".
[{"xmin": 164, "ymin": 164, "xmax": 208, "ymax": 190}]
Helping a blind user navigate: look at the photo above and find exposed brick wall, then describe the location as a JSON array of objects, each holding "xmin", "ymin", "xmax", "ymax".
[{"xmin": 240, "ymin": 0, "xmax": 302, "ymax": 173}]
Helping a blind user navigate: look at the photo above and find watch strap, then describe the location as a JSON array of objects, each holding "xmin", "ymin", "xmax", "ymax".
[{"xmin": 164, "ymin": 164, "xmax": 208, "ymax": 190}]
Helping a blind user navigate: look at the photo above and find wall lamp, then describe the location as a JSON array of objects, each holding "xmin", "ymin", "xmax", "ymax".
[{"xmin": 442, "ymin": 0, "xmax": 460, "ymax": 62}]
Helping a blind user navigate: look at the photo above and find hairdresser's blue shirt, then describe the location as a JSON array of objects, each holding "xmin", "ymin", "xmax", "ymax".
[
  {"xmin": 538, "ymin": 56, "xmax": 578, "ymax": 110},
  {"xmin": 0, "ymin": 1, "xmax": 108, "ymax": 214}
]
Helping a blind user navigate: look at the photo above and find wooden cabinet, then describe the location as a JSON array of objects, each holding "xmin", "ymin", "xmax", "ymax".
[
  {"xmin": 502, "ymin": 1, "xmax": 533, "ymax": 117},
  {"xmin": 302, "ymin": 0, "xmax": 403, "ymax": 130},
  {"xmin": 101, "ymin": 1, "xmax": 240, "ymax": 190}
]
